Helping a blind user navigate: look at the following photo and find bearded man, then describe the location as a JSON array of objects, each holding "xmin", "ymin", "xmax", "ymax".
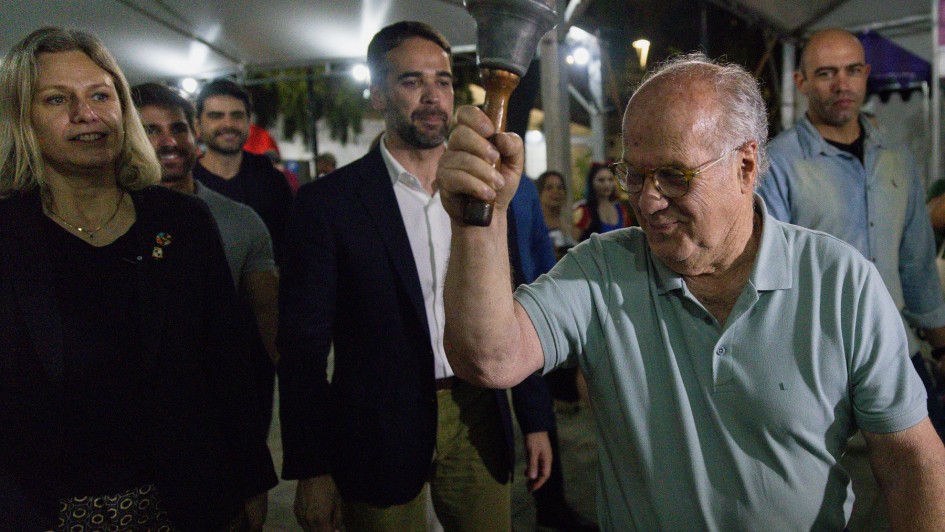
[
  {"xmin": 193, "ymin": 78, "xmax": 292, "ymax": 265},
  {"xmin": 277, "ymin": 21, "xmax": 555, "ymax": 531}
]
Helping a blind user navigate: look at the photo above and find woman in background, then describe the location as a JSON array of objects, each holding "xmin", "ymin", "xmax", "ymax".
[
  {"xmin": 571, "ymin": 162, "xmax": 633, "ymax": 242},
  {"xmin": 536, "ymin": 169, "xmax": 576, "ymax": 261}
]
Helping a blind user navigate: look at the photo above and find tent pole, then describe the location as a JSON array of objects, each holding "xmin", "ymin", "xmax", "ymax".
[
  {"xmin": 933, "ymin": 0, "xmax": 941, "ymax": 185},
  {"xmin": 540, "ymin": 0, "xmax": 572, "ymax": 188},
  {"xmin": 780, "ymin": 42, "xmax": 796, "ymax": 132}
]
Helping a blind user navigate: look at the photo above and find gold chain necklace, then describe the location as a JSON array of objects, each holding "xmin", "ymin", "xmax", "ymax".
[{"xmin": 47, "ymin": 190, "xmax": 125, "ymax": 240}]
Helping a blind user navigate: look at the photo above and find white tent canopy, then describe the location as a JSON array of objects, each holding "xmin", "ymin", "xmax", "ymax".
[
  {"xmin": 3, "ymin": 1, "xmax": 932, "ymax": 82},
  {"xmin": 2, "ymin": 0, "xmax": 478, "ymax": 84},
  {"xmin": 3, "ymin": 1, "xmax": 939, "ymax": 178},
  {"xmin": 724, "ymin": 0, "xmax": 929, "ymax": 42}
]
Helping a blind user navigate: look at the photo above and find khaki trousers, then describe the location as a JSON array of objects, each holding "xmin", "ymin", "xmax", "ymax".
[{"xmin": 342, "ymin": 381, "xmax": 511, "ymax": 531}]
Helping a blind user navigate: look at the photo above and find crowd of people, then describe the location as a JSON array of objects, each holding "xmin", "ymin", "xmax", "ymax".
[{"xmin": 1, "ymin": 17, "xmax": 944, "ymax": 532}]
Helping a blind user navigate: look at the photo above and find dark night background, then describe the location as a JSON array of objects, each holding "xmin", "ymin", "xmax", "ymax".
[{"xmin": 455, "ymin": 0, "xmax": 785, "ymax": 141}]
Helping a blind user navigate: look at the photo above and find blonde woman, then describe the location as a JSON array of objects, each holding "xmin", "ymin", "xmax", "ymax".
[{"xmin": 0, "ymin": 27, "xmax": 275, "ymax": 530}]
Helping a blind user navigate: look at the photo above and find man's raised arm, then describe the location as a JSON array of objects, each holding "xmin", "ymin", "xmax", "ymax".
[{"xmin": 438, "ymin": 106, "xmax": 545, "ymax": 389}]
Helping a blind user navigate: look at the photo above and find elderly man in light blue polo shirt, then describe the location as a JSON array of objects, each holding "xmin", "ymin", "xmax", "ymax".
[{"xmin": 435, "ymin": 52, "xmax": 945, "ymax": 530}]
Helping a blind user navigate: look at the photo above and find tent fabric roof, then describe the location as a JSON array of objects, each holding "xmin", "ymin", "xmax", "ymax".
[
  {"xmin": 716, "ymin": 0, "xmax": 929, "ymax": 36},
  {"xmin": 717, "ymin": 0, "xmax": 933, "ymax": 63},
  {"xmin": 859, "ymin": 30, "xmax": 931, "ymax": 95},
  {"xmin": 1, "ymin": 0, "xmax": 934, "ymax": 84},
  {"xmin": 2, "ymin": 0, "xmax": 477, "ymax": 84}
]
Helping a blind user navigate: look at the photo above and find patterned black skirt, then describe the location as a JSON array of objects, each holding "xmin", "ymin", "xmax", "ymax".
[
  {"xmin": 50, "ymin": 483, "xmax": 175, "ymax": 531},
  {"xmin": 48, "ymin": 483, "xmax": 247, "ymax": 532}
]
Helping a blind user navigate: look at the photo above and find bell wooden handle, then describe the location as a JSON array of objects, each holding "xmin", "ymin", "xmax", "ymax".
[{"xmin": 462, "ymin": 68, "xmax": 521, "ymax": 226}]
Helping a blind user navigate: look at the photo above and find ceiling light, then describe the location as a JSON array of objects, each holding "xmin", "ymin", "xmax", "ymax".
[
  {"xmin": 572, "ymin": 47, "xmax": 590, "ymax": 66},
  {"xmin": 180, "ymin": 77, "xmax": 199, "ymax": 94},
  {"xmin": 352, "ymin": 63, "xmax": 370, "ymax": 83},
  {"xmin": 632, "ymin": 39, "xmax": 651, "ymax": 69}
]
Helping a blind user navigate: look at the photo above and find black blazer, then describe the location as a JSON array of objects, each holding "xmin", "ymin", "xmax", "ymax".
[
  {"xmin": 0, "ymin": 187, "xmax": 277, "ymax": 530},
  {"xmin": 278, "ymin": 145, "xmax": 554, "ymax": 506}
]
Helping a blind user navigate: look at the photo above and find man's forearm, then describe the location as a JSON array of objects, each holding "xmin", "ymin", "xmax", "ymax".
[
  {"xmin": 879, "ymin": 450, "xmax": 945, "ymax": 530},
  {"xmin": 444, "ymin": 211, "xmax": 529, "ymax": 388},
  {"xmin": 254, "ymin": 304, "xmax": 279, "ymax": 364},
  {"xmin": 866, "ymin": 422, "xmax": 945, "ymax": 531},
  {"xmin": 243, "ymin": 270, "xmax": 280, "ymax": 364}
]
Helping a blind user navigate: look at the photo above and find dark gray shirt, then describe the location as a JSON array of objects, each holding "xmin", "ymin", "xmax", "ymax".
[{"xmin": 195, "ymin": 181, "xmax": 274, "ymax": 287}]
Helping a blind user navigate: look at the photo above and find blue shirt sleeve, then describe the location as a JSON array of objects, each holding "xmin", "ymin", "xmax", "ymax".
[
  {"xmin": 758, "ymin": 152, "xmax": 793, "ymax": 223},
  {"xmin": 511, "ymin": 176, "xmax": 557, "ymax": 283},
  {"xmin": 897, "ymin": 153, "xmax": 945, "ymax": 328}
]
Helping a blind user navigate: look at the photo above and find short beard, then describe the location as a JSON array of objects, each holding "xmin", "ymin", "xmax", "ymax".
[
  {"xmin": 157, "ymin": 148, "xmax": 197, "ymax": 183},
  {"xmin": 203, "ymin": 139, "xmax": 244, "ymax": 155},
  {"xmin": 203, "ymin": 128, "xmax": 247, "ymax": 155},
  {"xmin": 388, "ymin": 108, "xmax": 449, "ymax": 149}
]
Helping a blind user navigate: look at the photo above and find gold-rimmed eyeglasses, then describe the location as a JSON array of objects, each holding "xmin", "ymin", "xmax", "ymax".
[{"xmin": 610, "ymin": 144, "xmax": 743, "ymax": 199}]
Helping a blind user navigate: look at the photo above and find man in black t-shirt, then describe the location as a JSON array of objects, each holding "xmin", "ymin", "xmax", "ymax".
[{"xmin": 194, "ymin": 79, "xmax": 293, "ymax": 266}]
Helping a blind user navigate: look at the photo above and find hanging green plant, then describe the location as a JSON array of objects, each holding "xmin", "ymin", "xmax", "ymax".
[
  {"xmin": 452, "ymin": 63, "xmax": 478, "ymax": 108},
  {"xmin": 322, "ymin": 74, "xmax": 364, "ymax": 145},
  {"xmin": 245, "ymin": 67, "xmax": 365, "ymax": 146},
  {"xmin": 245, "ymin": 75, "xmax": 280, "ymax": 129}
]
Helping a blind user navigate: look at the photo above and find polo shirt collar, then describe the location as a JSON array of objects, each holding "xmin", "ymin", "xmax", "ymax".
[
  {"xmin": 651, "ymin": 194, "xmax": 792, "ymax": 294},
  {"xmin": 750, "ymin": 194, "xmax": 792, "ymax": 291},
  {"xmin": 651, "ymin": 249, "xmax": 683, "ymax": 294},
  {"xmin": 795, "ymin": 114, "xmax": 884, "ymax": 159}
]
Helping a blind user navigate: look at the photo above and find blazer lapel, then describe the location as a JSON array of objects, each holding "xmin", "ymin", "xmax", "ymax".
[
  {"xmin": 354, "ymin": 146, "xmax": 431, "ymax": 335},
  {"xmin": 3, "ymin": 192, "xmax": 65, "ymax": 384}
]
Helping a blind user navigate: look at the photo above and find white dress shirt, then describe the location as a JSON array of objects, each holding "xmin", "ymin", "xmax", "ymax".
[{"xmin": 380, "ymin": 136, "xmax": 454, "ymax": 379}]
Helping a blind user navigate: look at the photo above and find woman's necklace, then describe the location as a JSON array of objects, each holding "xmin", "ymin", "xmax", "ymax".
[{"xmin": 46, "ymin": 190, "xmax": 125, "ymax": 240}]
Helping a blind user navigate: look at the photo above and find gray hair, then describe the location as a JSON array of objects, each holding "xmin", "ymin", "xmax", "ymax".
[{"xmin": 635, "ymin": 52, "xmax": 769, "ymax": 176}]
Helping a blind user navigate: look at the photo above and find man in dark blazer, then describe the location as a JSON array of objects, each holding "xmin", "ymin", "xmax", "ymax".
[{"xmin": 278, "ymin": 21, "xmax": 554, "ymax": 531}]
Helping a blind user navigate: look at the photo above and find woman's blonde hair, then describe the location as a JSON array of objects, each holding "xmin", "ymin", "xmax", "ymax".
[{"xmin": 0, "ymin": 27, "xmax": 160, "ymax": 195}]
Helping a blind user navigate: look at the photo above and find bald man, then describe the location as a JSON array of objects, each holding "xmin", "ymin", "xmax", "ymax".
[{"xmin": 760, "ymin": 29, "xmax": 945, "ymax": 439}]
